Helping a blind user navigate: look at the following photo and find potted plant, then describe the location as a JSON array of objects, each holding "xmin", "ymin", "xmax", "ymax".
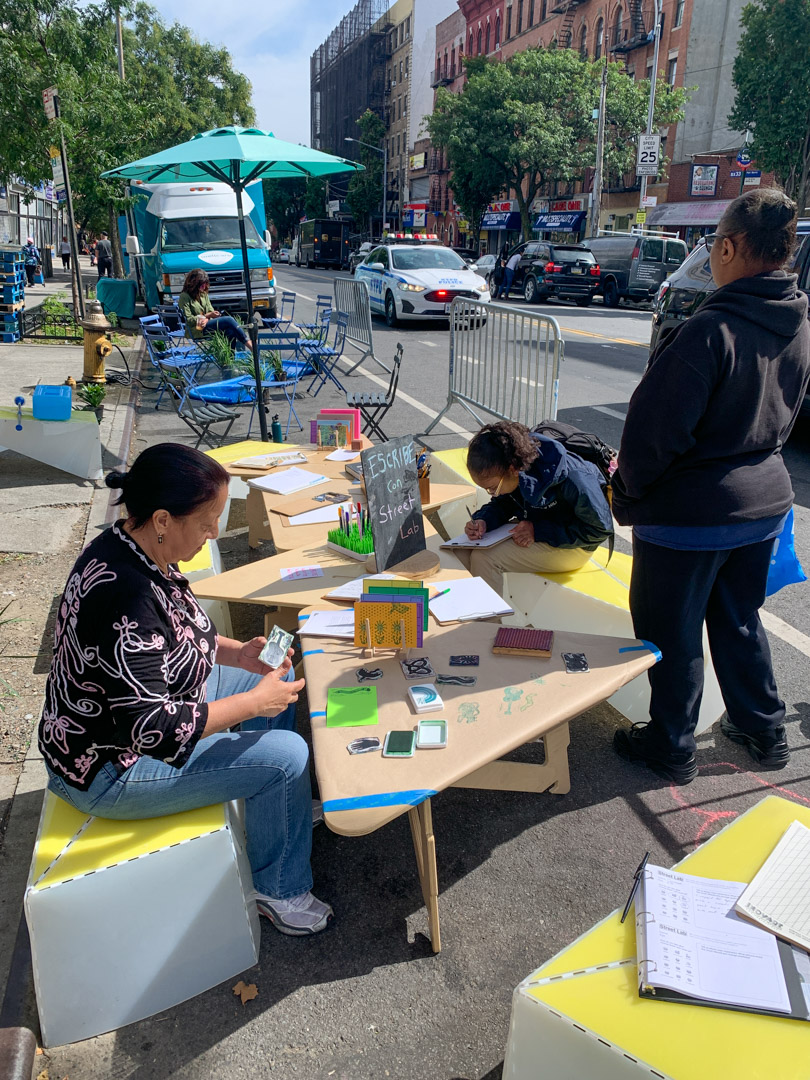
[
  {"xmin": 78, "ymin": 382, "xmax": 107, "ymax": 422},
  {"xmin": 206, "ymin": 330, "xmax": 236, "ymax": 373}
]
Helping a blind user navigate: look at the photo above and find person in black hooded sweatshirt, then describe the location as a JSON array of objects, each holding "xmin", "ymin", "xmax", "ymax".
[{"xmin": 611, "ymin": 189, "xmax": 810, "ymax": 785}]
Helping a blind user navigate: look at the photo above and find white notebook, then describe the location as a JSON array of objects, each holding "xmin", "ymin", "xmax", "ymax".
[
  {"xmin": 324, "ymin": 573, "xmax": 397, "ymax": 602},
  {"xmin": 247, "ymin": 467, "xmax": 328, "ymax": 496},
  {"xmin": 428, "ymin": 576, "xmax": 513, "ymax": 623},
  {"xmin": 287, "ymin": 502, "xmax": 351, "ymax": 526},
  {"xmin": 735, "ymin": 820, "xmax": 810, "ymax": 951},
  {"xmin": 440, "ymin": 522, "xmax": 516, "ymax": 550},
  {"xmin": 232, "ymin": 451, "xmax": 307, "ymax": 469},
  {"xmin": 297, "ymin": 609, "xmax": 355, "ymax": 639}
]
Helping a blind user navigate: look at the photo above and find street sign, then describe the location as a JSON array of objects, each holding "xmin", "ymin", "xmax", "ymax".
[
  {"xmin": 636, "ymin": 134, "xmax": 661, "ymax": 176},
  {"xmin": 641, "ymin": 195, "xmax": 658, "ymax": 208},
  {"xmin": 744, "ymin": 169, "xmax": 762, "ymax": 187},
  {"xmin": 730, "ymin": 170, "xmax": 742, "ymax": 178},
  {"xmin": 51, "ymin": 157, "xmax": 65, "ymax": 188},
  {"xmin": 736, "ymin": 149, "xmax": 752, "ymax": 169},
  {"xmin": 42, "ymin": 86, "xmax": 58, "ymax": 121},
  {"xmin": 636, "ymin": 211, "xmax": 647, "ymax": 224},
  {"xmin": 48, "ymin": 145, "xmax": 60, "ymax": 160}
]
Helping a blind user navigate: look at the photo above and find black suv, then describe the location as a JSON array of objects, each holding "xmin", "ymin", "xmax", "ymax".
[
  {"xmin": 507, "ymin": 241, "xmax": 600, "ymax": 306},
  {"xmin": 650, "ymin": 223, "xmax": 810, "ymax": 412}
]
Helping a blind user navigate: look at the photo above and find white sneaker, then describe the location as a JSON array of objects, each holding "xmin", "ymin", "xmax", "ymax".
[{"xmin": 255, "ymin": 890, "xmax": 334, "ymax": 935}]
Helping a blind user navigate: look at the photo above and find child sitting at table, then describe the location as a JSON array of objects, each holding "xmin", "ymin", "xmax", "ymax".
[{"xmin": 457, "ymin": 421, "xmax": 614, "ymax": 596}]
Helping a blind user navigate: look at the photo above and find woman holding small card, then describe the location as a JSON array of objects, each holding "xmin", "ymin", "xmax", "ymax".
[
  {"xmin": 179, "ymin": 269, "xmax": 249, "ymax": 350},
  {"xmin": 459, "ymin": 421, "xmax": 613, "ymax": 596},
  {"xmin": 39, "ymin": 443, "xmax": 333, "ymax": 937}
]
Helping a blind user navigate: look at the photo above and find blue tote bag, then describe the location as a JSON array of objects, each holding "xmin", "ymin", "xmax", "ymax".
[{"xmin": 766, "ymin": 507, "xmax": 806, "ymax": 596}]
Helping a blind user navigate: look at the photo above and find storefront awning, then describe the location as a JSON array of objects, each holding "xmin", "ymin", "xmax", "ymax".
[
  {"xmin": 481, "ymin": 211, "xmax": 521, "ymax": 230},
  {"xmin": 533, "ymin": 211, "xmax": 586, "ymax": 231},
  {"xmin": 646, "ymin": 200, "xmax": 733, "ymax": 227}
]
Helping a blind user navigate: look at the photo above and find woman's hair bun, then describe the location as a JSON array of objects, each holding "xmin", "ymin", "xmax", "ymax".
[{"xmin": 105, "ymin": 470, "xmax": 128, "ymax": 490}]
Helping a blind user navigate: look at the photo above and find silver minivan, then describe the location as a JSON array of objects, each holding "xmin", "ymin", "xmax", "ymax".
[{"xmin": 584, "ymin": 233, "xmax": 688, "ymax": 307}]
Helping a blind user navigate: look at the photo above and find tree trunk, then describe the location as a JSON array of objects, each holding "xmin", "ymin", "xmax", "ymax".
[
  {"xmin": 514, "ymin": 186, "xmax": 532, "ymax": 243},
  {"xmin": 109, "ymin": 203, "xmax": 124, "ymax": 278}
]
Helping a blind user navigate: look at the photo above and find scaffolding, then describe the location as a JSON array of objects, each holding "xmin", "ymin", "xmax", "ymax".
[{"xmin": 311, "ymin": 0, "xmax": 392, "ymax": 151}]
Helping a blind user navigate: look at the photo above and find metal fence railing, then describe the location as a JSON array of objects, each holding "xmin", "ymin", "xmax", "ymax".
[
  {"xmin": 22, "ymin": 305, "xmax": 82, "ymax": 341},
  {"xmin": 421, "ymin": 299, "xmax": 564, "ymax": 437},
  {"xmin": 333, "ymin": 276, "xmax": 390, "ymax": 374}
]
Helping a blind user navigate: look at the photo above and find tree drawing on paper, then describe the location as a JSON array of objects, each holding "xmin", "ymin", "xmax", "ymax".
[
  {"xmin": 458, "ymin": 702, "xmax": 480, "ymax": 725},
  {"xmin": 503, "ymin": 687, "xmax": 523, "ymax": 715}
]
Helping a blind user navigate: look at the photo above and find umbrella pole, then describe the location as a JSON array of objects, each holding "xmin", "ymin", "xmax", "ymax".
[{"xmin": 234, "ymin": 177, "xmax": 269, "ymax": 442}]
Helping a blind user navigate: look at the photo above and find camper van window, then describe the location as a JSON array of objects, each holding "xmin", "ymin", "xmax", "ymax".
[
  {"xmin": 161, "ymin": 217, "xmax": 264, "ymax": 252},
  {"xmin": 641, "ymin": 238, "xmax": 664, "ymax": 261}
]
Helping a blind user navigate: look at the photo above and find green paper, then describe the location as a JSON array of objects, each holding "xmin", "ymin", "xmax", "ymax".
[
  {"xmin": 367, "ymin": 582, "xmax": 430, "ymax": 631},
  {"xmin": 326, "ymin": 686, "xmax": 379, "ymax": 727}
]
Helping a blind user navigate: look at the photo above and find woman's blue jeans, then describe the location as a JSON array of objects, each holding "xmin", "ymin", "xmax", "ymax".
[
  {"xmin": 45, "ymin": 665, "xmax": 313, "ymax": 900},
  {"xmin": 204, "ymin": 316, "xmax": 248, "ymax": 349}
]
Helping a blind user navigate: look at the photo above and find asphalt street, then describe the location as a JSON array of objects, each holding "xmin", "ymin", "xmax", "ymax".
[{"xmin": 42, "ymin": 268, "xmax": 810, "ymax": 1080}]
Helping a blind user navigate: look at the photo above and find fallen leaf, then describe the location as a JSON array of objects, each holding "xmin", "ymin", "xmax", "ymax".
[
  {"xmin": 232, "ymin": 980, "xmax": 258, "ymax": 1005},
  {"xmin": 36, "ymin": 1048, "xmax": 44, "ymax": 1055},
  {"xmin": 35, "ymin": 1070, "xmax": 49, "ymax": 1080}
]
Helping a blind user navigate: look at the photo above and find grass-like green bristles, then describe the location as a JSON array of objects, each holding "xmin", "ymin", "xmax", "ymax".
[{"xmin": 327, "ymin": 523, "xmax": 374, "ymax": 555}]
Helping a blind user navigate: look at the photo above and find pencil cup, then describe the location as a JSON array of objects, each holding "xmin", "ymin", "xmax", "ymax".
[{"xmin": 419, "ymin": 476, "xmax": 430, "ymax": 506}]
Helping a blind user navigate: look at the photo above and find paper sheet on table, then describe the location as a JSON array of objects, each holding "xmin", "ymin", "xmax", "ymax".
[
  {"xmin": 297, "ymin": 609, "xmax": 355, "ymax": 638},
  {"xmin": 280, "ymin": 565, "xmax": 324, "ymax": 581},
  {"xmin": 325, "ymin": 448, "xmax": 361, "ymax": 462},
  {"xmin": 287, "ymin": 501, "xmax": 352, "ymax": 526},
  {"xmin": 324, "ymin": 573, "xmax": 397, "ymax": 601},
  {"xmin": 248, "ymin": 467, "xmax": 328, "ymax": 495},
  {"xmin": 233, "ymin": 451, "xmax": 307, "ymax": 469},
  {"xmin": 440, "ymin": 522, "xmax": 516, "ymax": 549},
  {"xmin": 639, "ymin": 864, "xmax": 792, "ymax": 1013},
  {"xmin": 428, "ymin": 576, "xmax": 513, "ymax": 623},
  {"xmin": 735, "ymin": 820, "xmax": 810, "ymax": 951}
]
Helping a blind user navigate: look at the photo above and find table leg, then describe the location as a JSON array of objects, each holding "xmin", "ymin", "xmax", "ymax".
[
  {"xmin": 451, "ymin": 721, "xmax": 571, "ymax": 797},
  {"xmin": 246, "ymin": 489, "xmax": 270, "ymax": 549},
  {"xmin": 407, "ymin": 798, "xmax": 441, "ymax": 953}
]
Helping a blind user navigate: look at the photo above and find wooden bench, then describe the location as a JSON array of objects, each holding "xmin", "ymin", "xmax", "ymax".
[{"xmin": 25, "ymin": 792, "xmax": 258, "ymax": 1047}]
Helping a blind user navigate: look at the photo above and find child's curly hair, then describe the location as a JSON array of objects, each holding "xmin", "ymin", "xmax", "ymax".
[{"xmin": 467, "ymin": 421, "xmax": 538, "ymax": 476}]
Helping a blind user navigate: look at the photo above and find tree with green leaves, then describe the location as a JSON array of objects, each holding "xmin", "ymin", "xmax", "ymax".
[
  {"xmin": 730, "ymin": 0, "xmax": 810, "ymax": 212},
  {"xmin": 346, "ymin": 110, "xmax": 385, "ymax": 235},
  {"xmin": 429, "ymin": 48, "xmax": 688, "ymax": 239}
]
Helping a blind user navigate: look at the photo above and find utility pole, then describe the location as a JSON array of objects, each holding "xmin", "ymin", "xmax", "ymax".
[
  {"xmin": 639, "ymin": 0, "xmax": 663, "ymax": 210},
  {"xmin": 45, "ymin": 88, "xmax": 85, "ymax": 319},
  {"xmin": 590, "ymin": 58, "xmax": 608, "ymax": 237}
]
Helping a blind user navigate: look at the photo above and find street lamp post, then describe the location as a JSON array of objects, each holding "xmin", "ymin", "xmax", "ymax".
[
  {"xmin": 639, "ymin": 0, "xmax": 663, "ymax": 212},
  {"xmin": 345, "ymin": 136, "xmax": 387, "ymax": 237}
]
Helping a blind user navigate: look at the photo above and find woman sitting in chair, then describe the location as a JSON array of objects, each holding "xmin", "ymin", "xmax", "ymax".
[
  {"xmin": 39, "ymin": 444, "xmax": 332, "ymax": 936},
  {"xmin": 179, "ymin": 269, "xmax": 249, "ymax": 351},
  {"xmin": 458, "ymin": 420, "xmax": 614, "ymax": 597}
]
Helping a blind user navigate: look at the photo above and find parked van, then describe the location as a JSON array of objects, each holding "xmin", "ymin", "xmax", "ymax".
[{"xmin": 584, "ymin": 232, "xmax": 688, "ymax": 307}]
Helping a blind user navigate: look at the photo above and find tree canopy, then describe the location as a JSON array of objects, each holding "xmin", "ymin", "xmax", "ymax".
[
  {"xmin": 346, "ymin": 110, "xmax": 386, "ymax": 234},
  {"xmin": 0, "ymin": 0, "xmax": 254, "ymax": 254},
  {"xmin": 428, "ymin": 48, "xmax": 688, "ymax": 238},
  {"xmin": 729, "ymin": 0, "xmax": 810, "ymax": 212}
]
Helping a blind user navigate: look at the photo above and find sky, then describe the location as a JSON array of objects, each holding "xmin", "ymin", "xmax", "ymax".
[{"xmin": 154, "ymin": 0, "xmax": 357, "ymax": 145}]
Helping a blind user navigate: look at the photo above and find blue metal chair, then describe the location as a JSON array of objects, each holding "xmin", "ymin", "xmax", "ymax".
[
  {"xmin": 263, "ymin": 290, "xmax": 296, "ymax": 331},
  {"xmin": 142, "ymin": 322, "xmax": 206, "ymax": 408},
  {"xmin": 297, "ymin": 293, "xmax": 332, "ymax": 337},
  {"xmin": 302, "ymin": 311, "xmax": 349, "ymax": 397}
]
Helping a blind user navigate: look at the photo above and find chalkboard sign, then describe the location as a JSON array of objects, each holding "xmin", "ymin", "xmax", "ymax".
[{"xmin": 361, "ymin": 435, "xmax": 425, "ymax": 571}]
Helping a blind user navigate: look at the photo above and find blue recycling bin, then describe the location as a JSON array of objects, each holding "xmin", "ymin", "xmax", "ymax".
[{"xmin": 96, "ymin": 277, "xmax": 137, "ymax": 320}]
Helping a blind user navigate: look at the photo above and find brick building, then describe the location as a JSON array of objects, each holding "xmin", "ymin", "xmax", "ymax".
[{"xmin": 424, "ymin": 9, "xmax": 467, "ymax": 244}]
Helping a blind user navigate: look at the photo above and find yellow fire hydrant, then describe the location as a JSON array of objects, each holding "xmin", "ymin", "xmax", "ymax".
[{"xmin": 81, "ymin": 299, "xmax": 112, "ymax": 385}]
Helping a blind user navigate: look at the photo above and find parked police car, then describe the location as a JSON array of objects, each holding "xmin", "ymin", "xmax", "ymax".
[{"xmin": 355, "ymin": 234, "xmax": 490, "ymax": 326}]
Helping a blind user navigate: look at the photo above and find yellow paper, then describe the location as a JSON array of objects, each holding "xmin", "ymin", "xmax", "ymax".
[{"xmin": 354, "ymin": 601, "xmax": 420, "ymax": 648}]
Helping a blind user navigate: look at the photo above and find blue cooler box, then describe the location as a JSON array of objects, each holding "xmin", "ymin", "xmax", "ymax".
[{"xmin": 32, "ymin": 385, "xmax": 73, "ymax": 421}]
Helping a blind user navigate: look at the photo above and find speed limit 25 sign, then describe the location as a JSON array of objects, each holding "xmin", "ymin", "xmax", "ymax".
[{"xmin": 636, "ymin": 134, "xmax": 661, "ymax": 176}]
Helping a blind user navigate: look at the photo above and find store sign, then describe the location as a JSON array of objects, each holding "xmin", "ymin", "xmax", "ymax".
[
  {"xmin": 690, "ymin": 164, "xmax": 718, "ymax": 198},
  {"xmin": 42, "ymin": 85, "xmax": 58, "ymax": 121},
  {"xmin": 487, "ymin": 200, "xmax": 516, "ymax": 213},
  {"xmin": 409, "ymin": 152, "xmax": 426, "ymax": 170},
  {"xmin": 550, "ymin": 197, "xmax": 587, "ymax": 212}
]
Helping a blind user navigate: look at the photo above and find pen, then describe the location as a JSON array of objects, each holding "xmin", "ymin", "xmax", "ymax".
[
  {"xmin": 433, "ymin": 587, "xmax": 451, "ymax": 598},
  {"xmin": 620, "ymin": 851, "xmax": 650, "ymax": 924}
]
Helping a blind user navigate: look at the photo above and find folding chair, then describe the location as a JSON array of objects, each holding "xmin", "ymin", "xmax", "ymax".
[
  {"xmin": 142, "ymin": 324, "xmax": 206, "ymax": 408},
  {"xmin": 345, "ymin": 342, "xmax": 404, "ymax": 442},
  {"xmin": 157, "ymin": 360, "xmax": 237, "ymax": 449},
  {"xmin": 297, "ymin": 293, "xmax": 332, "ymax": 336},
  {"xmin": 246, "ymin": 331, "xmax": 314, "ymax": 438},
  {"xmin": 139, "ymin": 313, "xmax": 184, "ymax": 347},
  {"xmin": 302, "ymin": 312, "xmax": 349, "ymax": 397},
  {"xmin": 263, "ymin": 291, "xmax": 296, "ymax": 331}
]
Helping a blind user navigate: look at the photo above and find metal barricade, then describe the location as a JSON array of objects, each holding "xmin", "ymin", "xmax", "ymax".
[
  {"xmin": 333, "ymin": 276, "xmax": 391, "ymax": 374},
  {"xmin": 421, "ymin": 299, "xmax": 564, "ymax": 436}
]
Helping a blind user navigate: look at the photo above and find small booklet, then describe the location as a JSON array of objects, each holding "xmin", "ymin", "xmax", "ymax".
[
  {"xmin": 297, "ymin": 609, "xmax": 355, "ymax": 639},
  {"xmin": 635, "ymin": 862, "xmax": 810, "ymax": 1021},
  {"xmin": 247, "ymin": 467, "xmax": 328, "ymax": 496},
  {"xmin": 735, "ymin": 820, "xmax": 810, "ymax": 952},
  {"xmin": 440, "ymin": 522, "xmax": 516, "ymax": 550},
  {"xmin": 232, "ymin": 451, "xmax": 308, "ymax": 469},
  {"xmin": 323, "ymin": 573, "xmax": 397, "ymax": 602}
]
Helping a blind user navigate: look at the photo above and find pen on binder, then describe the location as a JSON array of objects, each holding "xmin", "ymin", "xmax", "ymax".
[{"xmin": 620, "ymin": 851, "xmax": 650, "ymax": 924}]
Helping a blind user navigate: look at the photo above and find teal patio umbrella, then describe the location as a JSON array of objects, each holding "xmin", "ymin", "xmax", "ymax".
[{"xmin": 102, "ymin": 126, "xmax": 363, "ymax": 440}]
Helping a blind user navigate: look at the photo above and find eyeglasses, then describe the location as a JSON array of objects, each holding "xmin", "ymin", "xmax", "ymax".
[
  {"xmin": 704, "ymin": 233, "xmax": 728, "ymax": 252},
  {"xmin": 483, "ymin": 474, "xmax": 507, "ymax": 496}
]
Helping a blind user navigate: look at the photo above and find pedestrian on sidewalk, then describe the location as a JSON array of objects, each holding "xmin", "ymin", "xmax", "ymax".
[
  {"xmin": 59, "ymin": 235, "xmax": 71, "ymax": 271},
  {"xmin": 96, "ymin": 231, "xmax": 113, "ymax": 277},
  {"xmin": 22, "ymin": 237, "xmax": 41, "ymax": 287},
  {"xmin": 455, "ymin": 420, "xmax": 613, "ymax": 597},
  {"xmin": 502, "ymin": 247, "xmax": 521, "ymax": 299},
  {"xmin": 612, "ymin": 188, "xmax": 810, "ymax": 785},
  {"xmin": 39, "ymin": 444, "xmax": 334, "ymax": 936},
  {"xmin": 491, "ymin": 251, "xmax": 506, "ymax": 299},
  {"xmin": 179, "ymin": 269, "xmax": 249, "ymax": 351}
]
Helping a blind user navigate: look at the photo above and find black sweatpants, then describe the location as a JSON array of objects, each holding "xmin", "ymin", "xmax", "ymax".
[{"xmin": 630, "ymin": 535, "xmax": 784, "ymax": 757}]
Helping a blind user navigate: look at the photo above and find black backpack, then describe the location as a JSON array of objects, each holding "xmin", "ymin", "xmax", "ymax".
[{"xmin": 532, "ymin": 419, "xmax": 617, "ymax": 556}]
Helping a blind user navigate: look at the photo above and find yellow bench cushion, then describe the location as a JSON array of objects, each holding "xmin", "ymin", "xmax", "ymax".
[
  {"xmin": 31, "ymin": 791, "xmax": 226, "ymax": 890},
  {"xmin": 434, "ymin": 447, "xmax": 474, "ymax": 486}
]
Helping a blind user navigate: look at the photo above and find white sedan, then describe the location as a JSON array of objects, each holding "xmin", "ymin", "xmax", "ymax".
[{"xmin": 355, "ymin": 241, "xmax": 490, "ymax": 326}]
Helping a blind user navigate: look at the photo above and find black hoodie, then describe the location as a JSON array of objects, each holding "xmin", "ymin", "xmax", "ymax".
[{"xmin": 612, "ymin": 271, "xmax": 810, "ymax": 527}]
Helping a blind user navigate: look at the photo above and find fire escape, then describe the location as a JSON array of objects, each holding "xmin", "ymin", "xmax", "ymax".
[
  {"xmin": 550, "ymin": 0, "xmax": 585, "ymax": 48},
  {"xmin": 428, "ymin": 149, "xmax": 450, "ymax": 215},
  {"xmin": 610, "ymin": 0, "xmax": 650, "ymax": 53}
]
